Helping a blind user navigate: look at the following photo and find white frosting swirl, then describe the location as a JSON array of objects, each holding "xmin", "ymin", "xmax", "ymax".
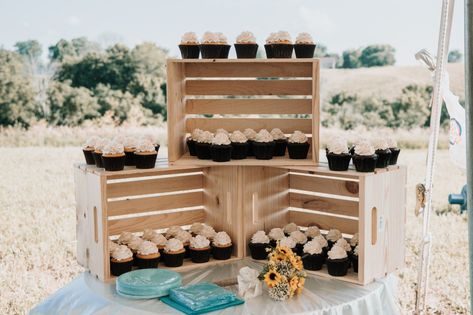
[
  {"xmin": 212, "ymin": 132, "xmax": 231, "ymax": 145},
  {"xmin": 123, "ymin": 136, "xmax": 137, "ymax": 149},
  {"xmin": 181, "ymin": 32, "xmax": 199, "ymax": 44},
  {"xmin": 190, "ymin": 235, "xmax": 210, "ymax": 249},
  {"xmin": 326, "ymin": 229, "xmax": 342, "ymax": 242},
  {"xmin": 213, "ymin": 231, "xmax": 232, "ymax": 246},
  {"xmin": 353, "ymin": 245, "xmax": 359, "ymax": 256},
  {"xmin": 243, "ymin": 128, "xmax": 257, "ymax": 140},
  {"xmin": 201, "ymin": 31, "xmax": 219, "ymax": 44},
  {"xmin": 327, "ymin": 136, "xmax": 349, "ymax": 154},
  {"xmin": 313, "ymin": 235, "xmax": 328, "ymax": 248},
  {"xmin": 196, "ymin": 131, "xmax": 214, "ymax": 144},
  {"xmin": 83, "ymin": 136, "xmax": 100, "ymax": 149},
  {"xmin": 266, "ymin": 32, "xmax": 277, "ymax": 44},
  {"xmin": 350, "ymin": 233, "xmax": 359, "ymax": 247},
  {"xmin": 166, "ymin": 226, "xmax": 184, "ymax": 239},
  {"xmin": 191, "ymin": 129, "xmax": 204, "ymax": 140},
  {"xmin": 111, "ymin": 245, "xmax": 133, "ymax": 261},
  {"xmin": 112, "ymin": 135, "xmax": 126, "ymax": 146},
  {"xmin": 283, "ymin": 223, "xmax": 299, "ymax": 234},
  {"xmin": 165, "ymin": 238, "xmax": 184, "ymax": 253},
  {"xmin": 268, "ymin": 228, "xmax": 285, "ymax": 241},
  {"xmin": 137, "ymin": 240, "xmax": 159, "ymax": 255},
  {"xmin": 103, "ymin": 141, "xmax": 124, "ymax": 155},
  {"xmin": 303, "ymin": 240, "xmax": 323, "ymax": 255},
  {"xmin": 288, "ymin": 131, "xmax": 308, "ymax": 144},
  {"xmin": 94, "ymin": 138, "xmax": 109, "ymax": 152},
  {"xmin": 255, "ymin": 129, "xmax": 274, "ymax": 143},
  {"xmin": 251, "ymin": 231, "xmax": 270, "ymax": 244},
  {"xmin": 142, "ymin": 229, "xmax": 156, "ymax": 241},
  {"xmin": 371, "ymin": 138, "xmax": 389, "ymax": 150},
  {"xmin": 176, "ymin": 230, "xmax": 192, "ymax": 243},
  {"xmin": 216, "ymin": 128, "xmax": 229, "ymax": 136},
  {"xmin": 135, "ymin": 139, "xmax": 155, "ymax": 153},
  {"xmin": 199, "ymin": 225, "xmax": 217, "ymax": 239},
  {"xmin": 335, "ymin": 238, "xmax": 351, "ymax": 252},
  {"xmin": 230, "ymin": 130, "xmax": 248, "ymax": 143},
  {"xmin": 190, "ymin": 223, "xmax": 204, "ymax": 235},
  {"xmin": 118, "ymin": 232, "xmax": 134, "ymax": 245},
  {"xmin": 150, "ymin": 233, "xmax": 167, "ymax": 246},
  {"xmin": 270, "ymin": 128, "xmax": 286, "ymax": 140},
  {"xmin": 328, "ymin": 245, "xmax": 348, "ymax": 260},
  {"xmin": 274, "ymin": 31, "xmax": 292, "ymax": 44},
  {"xmin": 305, "ymin": 226, "xmax": 321, "ymax": 238},
  {"xmin": 279, "ymin": 236, "xmax": 296, "ymax": 249},
  {"xmin": 236, "ymin": 31, "xmax": 256, "ymax": 44},
  {"xmin": 109, "ymin": 240, "xmax": 120, "ymax": 254},
  {"xmin": 215, "ymin": 32, "xmax": 228, "ymax": 44},
  {"xmin": 295, "ymin": 32, "xmax": 314, "ymax": 44},
  {"xmin": 387, "ymin": 137, "xmax": 397, "ymax": 148},
  {"xmin": 141, "ymin": 134, "xmax": 157, "ymax": 145},
  {"xmin": 354, "ymin": 141, "xmax": 375, "ymax": 156},
  {"xmin": 128, "ymin": 237, "xmax": 144, "ymax": 251},
  {"xmin": 290, "ymin": 230, "xmax": 307, "ymax": 244}
]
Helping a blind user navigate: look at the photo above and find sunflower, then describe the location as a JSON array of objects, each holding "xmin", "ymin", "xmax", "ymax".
[
  {"xmin": 264, "ymin": 269, "xmax": 283, "ymax": 288},
  {"xmin": 289, "ymin": 276, "xmax": 299, "ymax": 293},
  {"xmin": 270, "ymin": 253, "xmax": 286, "ymax": 263},
  {"xmin": 277, "ymin": 245, "xmax": 294, "ymax": 258},
  {"xmin": 290, "ymin": 255, "xmax": 303, "ymax": 271},
  {"xmin": 296, "ymin": 277, "xmax": 305, "ymax": 295}
]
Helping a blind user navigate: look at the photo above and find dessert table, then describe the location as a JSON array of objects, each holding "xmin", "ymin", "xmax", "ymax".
[{"xmin": 30, "ymin": 259, "xmax": 400, "ymax": 315}]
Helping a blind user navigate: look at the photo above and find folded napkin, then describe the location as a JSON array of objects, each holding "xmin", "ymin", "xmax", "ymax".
[
  {"xmin": 237, "ymin": 267, "xmax": 262, "ymax": 300},
  {"xmin": 160, "ymin": 296, "xmax": 244, "ymax": 315}
]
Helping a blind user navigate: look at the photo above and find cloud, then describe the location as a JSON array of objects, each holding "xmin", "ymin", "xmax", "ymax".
[
  {"xmin": 298, "ymin": 6, "xmax": 335, "ymax": 33},
  {"xmin": 67, "ymin": 16, "xmax": 81, "ymax": 26}
]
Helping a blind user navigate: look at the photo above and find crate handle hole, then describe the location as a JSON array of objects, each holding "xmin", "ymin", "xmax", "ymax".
[
  {"xmin": 93, "ymin": 206, "xmax": 98, "ymax": 244},
  {"xmin": 371, "ymin": 207, "xmax": 377, "ymax": 245}
]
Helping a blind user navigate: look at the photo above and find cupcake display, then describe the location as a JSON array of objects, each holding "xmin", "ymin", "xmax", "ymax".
[
  {"xmin": 93, "ymin": 138, "xmax": 108, "ymax": 168},
  {"xmin": 268, "ymin": 31, "xmax": 294, "ymax": 58},
  {"xmin": 290, "ymin": 230, "xmax": 308, "ymax": 256},
  {"xmin": 189, "ymin": 235, "xmax": 211, "ymax": 263},
  {"xmin": 210, "ymin": 133, "xmax": 232, "ymax": 162},
  {"xmin": 305, "ymin": 226, "xmax": 321, "ymax": 241},
  {"xmin": 302, "ymin": 240, "xmax": 325, "ymax": 271},
  {"xmin": 195, "ymin": 131, "xmax": 214, "ymax": 160},
  {"xmin": 248, "ymin": 231, "xmax": 270, "ymax": 260},
  {"xmin": 253, "ymin": 129, "xmax": 275, "ymax": 160},
  {"xmin": 229, "ymin": 130, "xmax": 249, "ymax": 159},
  {"xmin": 326, "ymin": 136, "xmax": 351, "ymax": 171},
  {"xmin": 270, "ymin": 128, "xmax": 287, "ymax": 156},
  {"xmin": 326, "ymin": 229, "xmax": 342, "ymax": 249},
  {"xmin": 200, "ymin": 31, "xmax": 230, "ymax": 59},
  {"xmin": 352, "ymin": 141, "xmax": 377, "ymax": 172},
  {"xmin": 326, "ymin": 245, "xmax": 350, "ymax": 277},
  {"xmin": 179, "ymin": 32, "xmax": 200, "ymax": 59},
  {"xmin": 234, "ymin": 31, "xmax": 258, "ymax": 58},
  {"xmin": 288, "ymin": 131, "xmax": 310, "ymax": 159},
  {"xmin": 102, "ymin": 141, "xmax": 126, "ymax": 171},
  {"xmin": 294, "ymin": 32, "xmax": 316, "ymax": 58},
  {"xmin": 268, "ymin": 227, "xmax": 285, "ymax": 247},
  {"xmin": 134, "ymin": 139, "xmax": 158, "ymax": 169},
  {"xmin": 212, "ymin": 232, "xmax": 233, "ymax": 260},
  {"xmin": 163, "ymin": 238, "xmax": 186, "ymax": 267},
  {"xmin": 135, "ymin": 241, "xmax": 160, "ymax": 269},
  {"xmin": 243, "ymin": 128, "xmax": 257, "ymax": 156},
  {"xmin": 283, "ymin": 222, "xmax": 299, "ymax": 236},
  {"xmin": 110, "ymin": 245, "xmax": 134, "ymax": 276},
  {"xmin": 372, "ymin": 138, "xmax": 391, "ymax": 168},
  {"xmin": 387, "ymin": 137, "xmax": 401, "ymax": 165},
  {"xmin": 187, "ymin": 129, "xmax": 203, "ymax": 156},
  {"xmin": 83, "ymin": 136, "xmax": 99, "ymax": 165},
  {"xmin": 123, "ymin": 136, "xmax": 137, "ymax": 166}
]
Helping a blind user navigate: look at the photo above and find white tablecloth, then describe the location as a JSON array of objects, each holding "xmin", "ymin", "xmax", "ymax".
[{"xmin": 30, "ymin": 259, "xmax": 400, "ymax": 315}]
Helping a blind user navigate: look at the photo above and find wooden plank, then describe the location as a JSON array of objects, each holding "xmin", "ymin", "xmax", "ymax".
[
  {"xmin": 107, "ymin": 209, "xmax": 205, "ymax": 235},
  {"xmin": 104, "ymin": 166, "xmax": 204, "ymax": 180},
  {"xmin": 286, "ymin": 164, "xmax": 364, "ymax": 179},
  {"xmin": 290, "ymin": 192, "xmax": 359, "ymax": 217},
  {"xmin": 290, "ymin": 173, "xmax": 359, "ymax": 197},
  {"xmin": 185, "ymin": 61, "xmax": 312, "ymax": 77},
  {"xmin": 311, "ymin": 60, "xmax": 320, "ymax": 164},
  {"xmin": 74, "ymin": 167, "xmax": 88, "ymax": 268},
  {"xmin": 186, "ymin": 118, "xmax": 312, "ymax": 134},
  {"xmin": 288, "ymin": 210, "xmax": 358, "ymax": 235},
  {"xmin": 167, "ymin": 60, "xmax": 186, "ymax": 162},
  {"xmin": 185, "ymin": 98, "xmax": 312, "ymax": 115},
  {"xmin": 108, "ymin": 191, "xmax": 203, "ymax": 216},
  {"xmin": 107, "ymin": 174, "xmax": 203, "ymax": 198},
  {"xmin": 186, "ymin": 79, "xmax": 312, "ymax": 96},
  {"xmin": 170, "ymin": 58, "xmax": 318, "ymax": 64},
  {"xmin": 173, "ymin": 153, "xmax": 314, "ymax": 167}
]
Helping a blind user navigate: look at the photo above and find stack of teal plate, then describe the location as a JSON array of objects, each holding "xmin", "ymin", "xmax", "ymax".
[{"xmin": 116, "ymin": 269, "xmax": 182, "ymax": 299}]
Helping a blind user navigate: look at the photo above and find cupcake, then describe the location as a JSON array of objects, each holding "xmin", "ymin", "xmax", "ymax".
[
  {"xmin": 150, "ymin": 233, "xmax": 167, "ymax": 255},
  {"xmin": 123, "ymin": 136, "xmax": 137, "ymax": 166},
  {"xmin": 270, "ymin": 128, "xmax": 287, "ymax": 156},
  {"xmin": 326, "ymin": 245, "xmax": 350, "ymax": 277},
  {"xmin": 283, "ymin": 222, "xmax": 299, "ymax": 236},
  {"xmin": 270, "ymin": 31, "xmax": 293, "ymax": 58},
  {"xmin": 142, "ymin": 134, "xmax": 161, "ymax": 153},
  {"xmin": 179, "ymin": 32, "xmax": 200, "ymax": 59},
  {"xmin": 175, "ymin": 230, "xmax": 192, "ymax": 258},
  {"xmin": 287, "ymin": 131, "xmax": 310, "ymax": 159},
  {"xmin": 290, "ymin": 230, "xmax": 308, "ymax": 256},
  {"xmin": 109, "ymin": 240, "xmax": 120, "ymax": 254},
  {"xmin": 135, "ymin": 241, "xmax": 160, "ymax": 269},
  {"xmin": 210, "ymin": 133, "xmax": 232, "ymax": 162},
  {"xmin": 387, "ymin": 137, "xmax": 401, "ymax": 165},
  {"xmin": 253, "ymin": 129, "xmax": 275, "ymax": 160},
  {"xmin": 166, "ymin": 226, "xmax": 184, "ymax": 239},
  {"xmin": 350, "ymin": 233, "xmax": 359, "ymax": 251},
  {"xmin": 234, "ymin": 31, "xmax": 258, "ymax": 58},
  {"xmin": 127, "ymin": 236, "xmax": 144, "ymax": 265},
  {"xmin": 229, "ymin": 130, "xmax": 249, "ymax": 159},
  {"xmin": 352, "ymin": 245, "xmax": 359, "ymax": 273},
  {"xmin": 326, "ymin": 136, "xmax": 351, "ymax": 171},
  {"xmin": 268, "ymin": 228, "xmax": 285, "ymax": 247},
  {"xmin": 134, "ymin": 139, "xmax": 157, "ymax": 169},
  {"xmin": 335, "ymin": 238, "xmax": 352, "ymax": 255},
  {"xmin": 195, "ymin": 131, "xmax": 214, "ymax": 160},
  {"xmin": 163, "ymin": 238, "xmax": 186, "ymax": 267},
  {"xmin": 189, "ymin": 235, "xmax": 211, "ymax": 263},
  {"xmin": 215, "ymin": 128, "xmax": 229, "ymax": 136},
  {"xmin": 187, "ymin": 129, "xmax": 203, "ymax": 156},
  {"xmin": 243, "ymin": 128, "xmax": 257, "ymax": 156},
  {"xmin": 92, "ymin": 138, "xmax": 108, "ymax": 168},
  {"xmin": 313, "ymin": 234, "xmax": 329, "ymax": 257},
  {"xmin": 197, "ymin": 224, "xmax": 217, "ymax": 240},
  {"xmin": 190, "ymin": 223, "xmax": 205, "ymax": 236},
  {"xmin": 352, "ymin": 141, "xmax": 377, "ymax": 172},
  {"xmin": 326, "ymin": 229, "xmax": 342, "ymax": 249},
  {"xmin": 200, "ymin": 31, "xmax": 230, "ymax": 59},
  {"xmin": 279, "ymin": 236, "xmax": 297, "ymax": 253},
  {"xmin": 82, "ymin": 136, "xmax": 99, "ymax": 165},
  {"xmin": 102, "ymin": 141, "xmax": 126, "ymax": 171},
  {"xmin": 117, "ymin": 232, "xmax": 135, "ymax": 245},
  {"xmin": 110, "ymin": 245, "xmax": 133, "ymax": 276},
  {"xmin": 142, "ymin": 229, "xmax": 157, "ymax": 241},
  {"xmin": 294, "ymin": 32, "xmax": 316, "ymax": 58},
  {"xmin": 372, "ymin": 138, "xmax": 392, "ymax": 168},
  {"xmin": 302, "ymin": 240, "xmax": 325, "ymax": 271},
  {"xmin": 248, "ymin": 231, "xmax": 270, "ymax": 260},
  {"xmin": 305, "ymin": 226, "xmax": 321, "ymax": 241},
  {"xmin": 264, "ymin": 33, "xmax": 277, "ymax": 58},
  {"xmin": 212, "ymin": 232, "xmax": 233, "ymax": 260}
]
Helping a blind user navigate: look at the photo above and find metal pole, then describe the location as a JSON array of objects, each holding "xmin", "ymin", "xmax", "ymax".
[{"xmin": 465, "ymin": 0, "xmax": 473, "ymax": 312}]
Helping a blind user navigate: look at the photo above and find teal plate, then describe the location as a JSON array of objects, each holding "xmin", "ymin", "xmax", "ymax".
[
  {"xmin": 116, "ymin": 289, "xmax": 162, "ymax": 300},
  {"xmin": 116, "ymin": 269, "xmax": 182, "ymax": 297}
]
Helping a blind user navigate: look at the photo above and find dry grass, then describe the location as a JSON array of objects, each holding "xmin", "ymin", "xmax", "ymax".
[{"xmin": 0, "ymin": 147, "xmax": 467, "ymax": 314}]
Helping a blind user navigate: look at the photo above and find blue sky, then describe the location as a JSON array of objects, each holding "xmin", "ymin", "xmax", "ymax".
[{"xmin": 0, "ymin": 0, "xmax": 465, "ymax": 65}]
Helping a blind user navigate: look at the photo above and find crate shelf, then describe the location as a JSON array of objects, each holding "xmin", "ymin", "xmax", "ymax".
[{"xmin": 172, "ymin": 153, "xmax": 314, "ymax": 166}]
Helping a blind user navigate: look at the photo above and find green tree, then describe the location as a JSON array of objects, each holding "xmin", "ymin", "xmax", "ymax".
[
  {"xmin": 48, "ymin": 37, "xmax": 100, "ymax": 62},
  {"xmin": 14, "ymin": 40, "xmax": 42, "ymax": 67},
  {"xmin": 131, "ymin": 42, "xmax": 168, "ymax": 78},
  {"xmin": 341, "ymin": 49, "xmax": 362, "ymax": 68},
  {"xmin": 448, "ymin": 49, "xmax": 463, "ymax": 63},
  {"xmin": 314, "ymin": 44, "xmax": 329, "ymax": 58},
  {"xmin": 390, "ymin": 85, "xmax": 432, "ymax": 128},
  {"xmin": 360, "ymin": 44, "xmax": 396, "ymax": 67}
]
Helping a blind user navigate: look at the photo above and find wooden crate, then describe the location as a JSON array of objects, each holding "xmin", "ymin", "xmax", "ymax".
[{"xmin": 166, "ymin": 59, "xmax": 319, "ymax": 166}]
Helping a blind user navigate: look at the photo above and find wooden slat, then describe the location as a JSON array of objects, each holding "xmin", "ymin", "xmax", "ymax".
[
  {"xmin": 290, "ymin": 192, "xmax": 359, "ymax": 217},
  {"xmin": 186, "ymin": 79, "xmax": 312, "ymax": 96},
  {"xmin": 290, "ymin": 173, "xmax": 359, "ymax": 197},
  {"xmin": 185, "ymin": 98, "xmax": 312, "ymax": 114},
  {"xmin": 186, "ymin": 118, "xmax": 312, "ymax": 134},
  {"xmin": 167, "ymin": 60, "xmax": 186, "ymax": 162},
  {"xmin": 289, "ymin": 210, "xmax": 358, "ymax": 235},
  {"xmin": 104, "ymin": 166, "xmax": 203, "ymax": 180},
  {"xmin": 185, "ymin": 61, "xmax": 312, "ymax": 78},
  {"xmin": 173, "ymin": 153, "xmax": 314, "ymax": 166},
  {"xmin": 107, "ymin": 174, "xmax": 202, "ymax": 198},
  {"xmin": 108, "ymin": 209, "xmax": 205, "ymax": 235},
  {"xmin": 108, "ymin": 191, "xmax": 203, "ymax": 216},
  {"xmin": 311, "ymin": 61, "xmax": 320, "ymax": 164}
]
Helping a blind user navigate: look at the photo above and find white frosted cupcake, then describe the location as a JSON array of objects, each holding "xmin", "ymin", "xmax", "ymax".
[
  {"xmin": 179, "ymin": 32, "xmax": 200, "ymax": 59},
  {"xmin": 189, "ymin": 235, "xmax": 211, "ymax": 263},
  {"xmin": 235, "ymin": 31, "xmax": 258, "ymax": 58},
  {"xmin": 134, "ymin": 139, "xmax": 157, "ymax": 169},
  {"xmin": 288, "ymin": 131, "xmax": 310, "ymax": 159},
  {"xmin": 200, "ymin": 31, "xmax": 230, "ymax": 59},
  {"xmin": 294, "ymin": 32, "xmax": 316, "ymax": 58},
  {"xmin": 249, "ymin": 231, "xmax": 270, "ymax": 260},
  {"xmin": 270, "ymin": 128, "xmax": 288, "ymax": 156},
  {"xmin": 229, "ymin": 130, "xmax": 249, "ymax": 160},
  {"xmin": 253, "ymin": 129, "xmax": 275, "ymax": 160},
  {"xmin": 212, "ymin": 231, "xmax": 233, "ymax": 260}
]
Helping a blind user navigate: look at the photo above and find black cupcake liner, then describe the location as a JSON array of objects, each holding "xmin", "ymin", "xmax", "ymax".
[
  {"xmin": 353, "ymin": 154, "xmax": 378, "ymax": 172},
  {"xmin": 273, "ymin": 139, "xmax": 288, "ymax": 156},
  {"xmin": 184, "ymin": 244, "xmax": 191, "ymax": 258},
  {"xmin": 326, "ymin": 153, "xmax": 352, "ymax": 171},
  {"xmin": 124, "ymin": 150, "xmax": 136, "ymax": 166},
  {"xmin": 247, "ymin": 140, "xmax": 255, "ymax": 156},
  {"xmin": 302, "ymin": 253, "xmax": 325, "ymax": 271},
  {"xmin": 253, "ymin": 141, "xmax": 275, "ymax": 160},
  {"xmin": 102, "ymin": 155, "xmax": 126, "ymax": 172},
  {"xmin": 294, "ymin": 44, "xmax": 316, "ymax": 58},
  {"xmin": 327, "ymin": 240, "xmax": 337, "ymax": 250},
  {"xmin": 134, "ymin": 152, "xmax": 157, "ymax": 169},
  {"xmin": 264, "ymin": 44, "xmax": 273, "ymax": 58},
  {"xmin": 195, "ymin": 142, "xmax": 212, "ymax": 159},
  {"xmin": 234, "ymin": 43, "xmax": 258, "ymax": 58},
  {"xmin": 270, "ymin": 44, "xmax": 294, "ymax": 58},
  {"xmin": 187, "ymin": 139, "xmax": 197, "ymax": 156},
  {"xmin": 288, "ymin": 142, "xmax": 310, "ymax": 159},
  {"xmin": 269, "ymin": 240, "xmax": 278, "ymax": 248},
  {"xmin": 389, "ymin": 148, "xmax": 401, "ymax": 165},
  {"xmin": 179, "ymin": 44, "xmax": 200, "ymax": 59},
  {"xmin": 163, "ymin": 251, "xmax": 185, "ymax": 267},
  {"xmin": 231, "ymin": 142, "xmax": 249, "ymax": 159},
  {"xmin": 200, "ymin": 44, "xmax": 230, "ymax": 59},
  {"xmin": 212, "ymin": 244, "xmax": 233, "ymax": 260},
  {"xmin": 135, "ymin": 255, "xmax": 160, "ymax": 269},
  {"xmin": 326, "ymin": 257, "xmax": 350, "ymax": 276},
  {"xmin": 92, "ymin": 151, "xmax": 104, "ymax": 168},
  {"xmin": 375, "ymin": 149, "xmax": 392, "ymax": 168},
  {"xmin": 154, "ymin": 144, "xmax": 160, "ymax": 154},
  {"xmin": 219, "ymin": 45, "xmax": 231, "ymax": 58},
  {"xmin": 352, "ymin": 256, "xmax": 358, "ymax": 273},
  {"xmin": 83, "ymin": 149, "xmax": 95, "ymax": 165},
  {"xmin": 190, "ymin": 248, "xmax": 211, "ymax": 263},
  {"xmin": 210, "ymin": 144, "xmax": 232, "ymax": 162},
  {"xmin": 295, "ymin": 243, "xmax": 305, "ymax": 256},
  {"xmin": 248, "ymin": 242, "xmax": 271, "ymax": 260},
  {"xmin": 110, "ymin": 258, "xmax": 133, "ymax": 276}
]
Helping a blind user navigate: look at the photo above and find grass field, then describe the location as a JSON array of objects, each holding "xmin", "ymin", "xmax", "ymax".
[{"xmin": 0, "ymin": 146, "xmax": 467, "ymax": 314}]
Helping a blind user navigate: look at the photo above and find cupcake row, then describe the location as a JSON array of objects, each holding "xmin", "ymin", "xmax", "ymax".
[
  {"xmin": 109, "ymin": 224, "xmax": 233, "ymax": 276},
  {"xmin": 249, "ymin": 223, "xmax": 359, "ymax": 277},
  {"xmin": 326, "ymin": 136, "xmax": 401, "ymax": 172},
  {"xmin": 179, "ymin": 31, "xmax": 316, "ymax": 59},
  {"xmin": 82, "ymin": 135, "xmax": 160, "ymax": 171},
  {"xmin": 187, "ymin": 128, "xmax": 310, "ymax": 161}
]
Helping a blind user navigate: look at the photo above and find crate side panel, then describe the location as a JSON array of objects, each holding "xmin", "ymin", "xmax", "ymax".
[
  {"xmin": 74, "ymin": 166, "xmax": 88, "ymax": 268},
  {"xmin": 167, "ymin": 61, "xmax": 186, "ymax": 162},
  {"xmin": 289, "ymin": 192, "xmax": 358, "ymax": 217},
  {"xmin": 311, "ymin": 60, "xmax": 320, "ymax": 164},
  {"xmin": 290, "ymin": 173, "xmax": 359, "ymax": 197}
]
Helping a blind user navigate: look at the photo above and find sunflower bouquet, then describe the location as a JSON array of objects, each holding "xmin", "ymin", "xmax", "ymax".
[{"xmin": 258, "ymin": 245, "xmax": 307, "ymax": 301}]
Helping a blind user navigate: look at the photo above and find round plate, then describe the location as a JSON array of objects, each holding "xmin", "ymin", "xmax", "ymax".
[
  {"xmin": 116, "ymin": 269, "xmax": 182, "ymax": 297},
  {"xmin": 116, "ymin": 289, "xmax": 161, "ymax": 300}
]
